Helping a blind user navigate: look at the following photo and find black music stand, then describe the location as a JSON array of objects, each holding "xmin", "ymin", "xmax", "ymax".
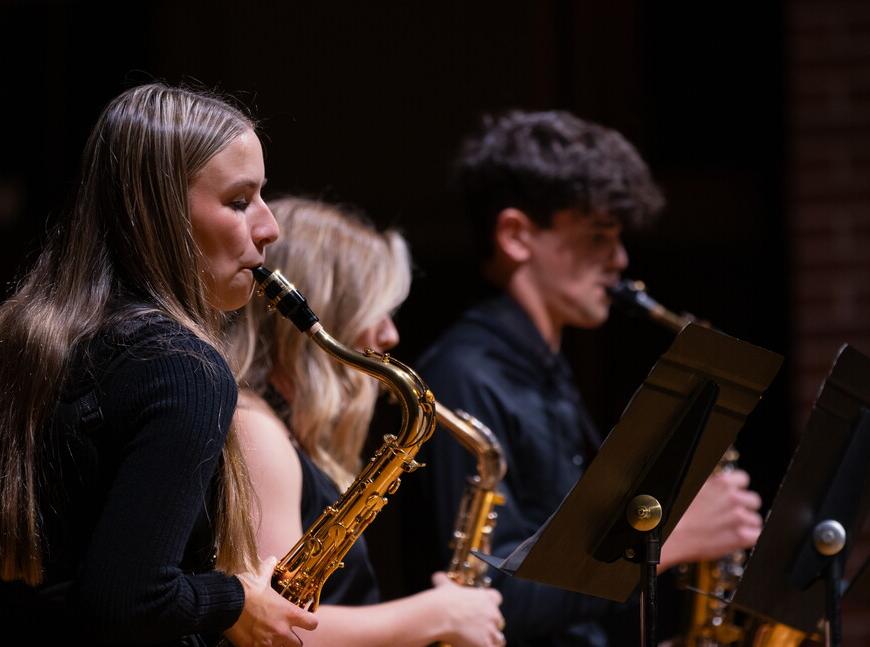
[
  {"xmin": 732, "ymin": 345, "xmax": 870, "ymax": 647},
  {"xmin": 478, "ymin": 324, "xmax": 782, "ymax": 647}
]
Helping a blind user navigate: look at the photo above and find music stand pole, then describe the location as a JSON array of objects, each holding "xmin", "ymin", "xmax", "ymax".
[
  {"xmin": 627, "ymin": 495, "xmax": 663, "ymax": 647},
  {"xmin": 814, "ymin": 520, "xmax": 846, "ymax": 647},
  {"xmin": 587, "ymin": 378, "xmax": 719, "ymax": 647}
]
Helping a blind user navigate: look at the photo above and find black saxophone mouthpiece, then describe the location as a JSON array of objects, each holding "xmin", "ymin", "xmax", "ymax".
[
  {"xmin": 252, "ymin": 266, "xmax": 272, "ymax": 284},
  {"xmin": 252, "ymin": 266, "xmax": 320, "ymax": 332},
  {"xmin": 607, "ymin": 279, "xmax": 694, "ymax": 333},
  {"xmin": 607, "ymin": 280, "xmax": 661, "ymax": 319}
]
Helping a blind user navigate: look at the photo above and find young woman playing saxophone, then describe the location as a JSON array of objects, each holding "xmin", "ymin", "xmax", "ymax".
[
  {"xmin": 0, "ymin": 84, "xmax": 317, "ymax": 647},
  {"xmin": 230, "ymin": 197, "xmax": 505, "ymax": 647}
]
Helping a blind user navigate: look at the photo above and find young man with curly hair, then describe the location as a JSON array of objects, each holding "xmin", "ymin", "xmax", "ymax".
[{"xmin": 404, "ymin": 111, "xmax": 763, "ymax": 646}]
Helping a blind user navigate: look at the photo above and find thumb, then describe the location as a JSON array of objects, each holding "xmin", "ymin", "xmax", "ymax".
[
  {"xmin": 259, "ymin": 555, "xmax": 279, "ymax": 580},
  {"xmin": 431, "ymin": 571, "xmax": 451, "ymax": 588},
  {"xmin": 291, "ymin": 606, "xmax": 320, "ymax": 632}
]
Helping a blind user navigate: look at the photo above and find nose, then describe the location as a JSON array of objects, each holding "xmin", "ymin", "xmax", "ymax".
[
  {"xmin": 376, "ymin": 316, "xmax": 400, "ymax": 352},
  {"xmin": 611, "ymin": 240, "xmax": 629, "ymax": 272},
  {"xmin": 252, "ymin": 201, "xmax": 280, "ymax": 250}
]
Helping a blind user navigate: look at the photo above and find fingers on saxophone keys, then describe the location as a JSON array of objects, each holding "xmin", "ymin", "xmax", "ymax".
[
  {"xmin": 732, "ymin": 487, "xmax": 762, "ymax": 511},
  {"xmin": 491, "ymin": 614, "xmax": 506, "ymax": 645},
  {"xmin": 725, "ymin": 468, "xmax": 751, "ymax": 489},
  {"xmin": 737, "ymin": 523, "xmax": 762, "ymax": 547}
]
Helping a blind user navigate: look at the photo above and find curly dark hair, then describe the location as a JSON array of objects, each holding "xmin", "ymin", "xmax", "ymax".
[{"xmin": 456, "ymin": 110, "xmax": 665, "ymax": 259}]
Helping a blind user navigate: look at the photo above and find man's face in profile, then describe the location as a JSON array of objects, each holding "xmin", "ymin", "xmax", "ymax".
[{"xmin": 523, "ymin": 209, "xmax": 629, "ymax": 330}]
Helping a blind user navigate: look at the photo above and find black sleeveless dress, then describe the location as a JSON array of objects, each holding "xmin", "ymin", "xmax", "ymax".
[{"xmin": 265, "ymin": 387, "xmax": 381, "ymax": 606}]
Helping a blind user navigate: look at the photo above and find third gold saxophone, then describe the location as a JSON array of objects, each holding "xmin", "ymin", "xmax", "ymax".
[
  {"xmin": 607, "ymin": 280, "xmax": 806, "ymax": 647},
  {"xmin": 253, "ymin": 266, "xmax": 437, "ymax": 610},
  {"xmin": 608, "ymin": 280, "xmax": 746, "ymax": 646}
]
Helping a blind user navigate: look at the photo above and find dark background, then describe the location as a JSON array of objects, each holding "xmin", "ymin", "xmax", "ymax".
[{"xmin": 0, "ymin": 0, "xmax": 792, "ymax": 622}]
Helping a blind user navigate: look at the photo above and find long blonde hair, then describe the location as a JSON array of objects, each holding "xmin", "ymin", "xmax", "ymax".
[
  {"xmin": 0, "ymin": 83, "xmax": 257, "ymax": 584},
  {"xmin": 234, "ymin": 197, "xmax": 412, "ymax": 489}
]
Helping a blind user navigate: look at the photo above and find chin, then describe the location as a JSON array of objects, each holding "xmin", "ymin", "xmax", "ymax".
[
  {"xmin": 214, "ymin": 278, "xmax": 256, "ymax": 312},
  {"xmin": 211, "ymin": 295, "xmax": 248, "ymax": 313},
  {"xmin": 226, "ymin": 297, "xmax": 251, "ymax": 312},
  {"xmin": 571, "ymin": 306, "xmax": 610, "ymax": 329}
]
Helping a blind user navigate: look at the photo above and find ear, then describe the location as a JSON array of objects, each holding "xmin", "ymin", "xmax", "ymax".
[{"xmin": 493, "ymin": 208, "xmax": 536, "ymax": 263}]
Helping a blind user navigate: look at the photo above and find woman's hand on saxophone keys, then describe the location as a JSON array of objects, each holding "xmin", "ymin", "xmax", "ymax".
[
  {"xmin": 224, "ymin": 555, "xmax": 319, "ymax": 647},
  {"xmin": 659, "ymin": 469, "xmax": 764, "ymax": 570},
  {"xmin": 431, "ymin": 572, "xmax": 506, "ymax": 647}
]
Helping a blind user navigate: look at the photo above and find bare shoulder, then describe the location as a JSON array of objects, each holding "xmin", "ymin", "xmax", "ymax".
[
  {"xmin": 235, "ymin": 389, "xmax": 305, "ymax": 551},
  {"xmin": 237, "ymin": 389, "xmax": 278, "ymax": 417},
  {"xmin": 235, "ymin": 389, "xmax": 301, "ymax": 474}
]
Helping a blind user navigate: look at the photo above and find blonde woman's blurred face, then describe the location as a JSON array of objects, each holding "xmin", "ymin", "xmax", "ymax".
[
  {"xmin": 188, "ymin": 129, "xmax": 279, "ymax": 312},
  {"xmin": 354, "ymin": 314, "xmax": 400, "ymax": 353}
]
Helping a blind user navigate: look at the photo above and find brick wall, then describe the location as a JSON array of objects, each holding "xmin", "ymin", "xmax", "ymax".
[
  {"xmin": 789, "ymin": 2, "xmax": 870, "ymax": 644},
  {"xmin": 790, "ymin": 1, "xmax": 870, "ymax": 417}
]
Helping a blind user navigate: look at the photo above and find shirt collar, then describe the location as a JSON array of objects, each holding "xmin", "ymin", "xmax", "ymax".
[{"xmin": 464, "ymin": 292, "xmax": 570, "ymax": 376}]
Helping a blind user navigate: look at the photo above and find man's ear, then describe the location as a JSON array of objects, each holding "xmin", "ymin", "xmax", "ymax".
[{"xmin": 493, "ymin": 208, "xmax": 535, "ymax": 263}]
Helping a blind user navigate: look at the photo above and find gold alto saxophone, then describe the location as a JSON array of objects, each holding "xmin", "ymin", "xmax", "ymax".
[
  {"xmin": 683, "ymin": 445, "xmax": 747, "ymax": 646},
  {"xmin": 437, "ymin": 405, "xmax": 507, "ymax": 588},
  {"xmin": 608, "ymin": 280, "xmax": 745, "ymax": 646},
  {"xmin": 745, "ymin": 623, "xmax": 807, "ymax": 647},
  {"xmin": 253, "ymin": 267, "xmax": 437, "ymax": 610},
  {"xmin": 607, "ymin": 280, "xmax": 806, "ymax": 647},
  {"xmin": 435, "ymin": 406, "xmax": 507, "ymax": 647}
]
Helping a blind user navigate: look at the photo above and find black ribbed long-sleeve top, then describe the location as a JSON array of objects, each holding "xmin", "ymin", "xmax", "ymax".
[{"xmin": 0, "ymin": 316, "xmax": 245, "ymax": 645}]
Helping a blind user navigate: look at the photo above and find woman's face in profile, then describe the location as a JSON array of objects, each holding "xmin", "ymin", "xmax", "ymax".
[
  {"xmin": 354, "ymin": 313, "xmax": 400, "ymax": 354},
  {"xmin": 188, "ymin": 129, "xmax": 279, "ymax": 311}
]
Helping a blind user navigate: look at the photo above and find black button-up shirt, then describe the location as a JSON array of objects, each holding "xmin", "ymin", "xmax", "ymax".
[{"xmin": 401, "ymin": 294, "xmax": 635, "ymax": 646}]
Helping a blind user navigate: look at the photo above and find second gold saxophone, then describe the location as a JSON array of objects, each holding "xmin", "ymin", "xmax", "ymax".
[
  {"xmin": 434, "ymin": 406, "xmax": 507, "ymax": 647},
  {"xmin": 436, "ymin": 405, "xmax": 507, "ymax": 588},
  {"xmin": 253, "ymin": 266, "xmax": 437, "ymax": 610}
]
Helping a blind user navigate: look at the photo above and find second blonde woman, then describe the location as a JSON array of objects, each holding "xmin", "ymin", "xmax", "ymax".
[{"xmin": 232, "ymin": 197, "xmax": 506, "ymax": 647}]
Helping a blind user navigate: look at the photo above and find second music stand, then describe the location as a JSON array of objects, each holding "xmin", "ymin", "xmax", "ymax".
[{"xmin": 733, "ymin": 344, "xmax": 870, "ymax": 646}]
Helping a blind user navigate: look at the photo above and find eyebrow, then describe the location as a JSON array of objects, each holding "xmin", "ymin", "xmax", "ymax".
[{"xmin": 226, "ymin": 177, "xmax": 268, "ymax": 193}]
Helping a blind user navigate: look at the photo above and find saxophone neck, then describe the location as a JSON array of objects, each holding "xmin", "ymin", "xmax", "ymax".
[
  {"xmin": 255, "ymin": 266, "xmax": 436, "ymax": 452},
  {"xmin": 435, "ymin": 402, "xmax": 507, "ymax": 488},
  {"xmin": 607, "ymin": 279, "xmax": 695, "ymax": 333},
  {"xmin": 308, "ymin": 326, "xmax": 435, "ymax": 452}
]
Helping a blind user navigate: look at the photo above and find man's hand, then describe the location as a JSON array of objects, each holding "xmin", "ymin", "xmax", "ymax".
[{"xmin": 660, "ymin": 469, "xmax": 763, "ymax": 571}]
